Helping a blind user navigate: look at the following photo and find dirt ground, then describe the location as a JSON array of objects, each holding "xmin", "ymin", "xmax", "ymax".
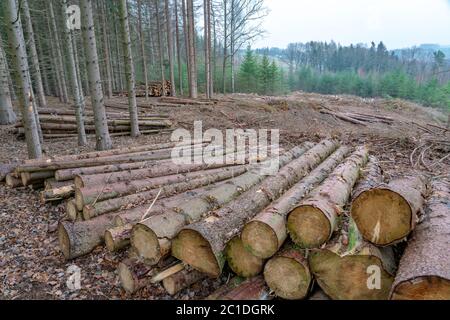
[{"xmin": 0, "ymin": 92, "xmax": 448, "ymax": 300}]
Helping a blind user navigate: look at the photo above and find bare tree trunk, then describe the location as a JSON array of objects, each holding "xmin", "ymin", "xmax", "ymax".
[
  {"xmin": 100, "ymin": 0, "xmax": 113, "ymax": 99},
  {"xmin": 47, "ymin": 16, "xmax": 63, "ymax": 101},
  {"xmin": 119, "ymin": 0, "xmax": 140, "ymax": 137},
  {"xmin": 165, "ymin": 0, "xmax": 176, "ymax": 97},
  {"xmin": 230, "ymin": 0, "xmax": 235, "ymax": 93},
  {"xmin": 21, "ymin": 0, "xmax": 47, "ymax": 108},
  {"xmin": 181, "ymin": 0, "xmax": 191, "ymax": 94},
  {"xmin": 0, "ymin": 34, "xmax": 17, "ymax": 125},
  {"xmin": 137, "ymin": 0, "xmax": 149, "ymax": 100},
  {"xmin": 48, "ymin": 0, "xmax": 69, "ymax": 103},
  {"xmin": 203, "ymin": 0, "xmax": 211, "ymax": 98},
  {"xmin": 4, "ymin": 0, "xmax": 42, "ymax": 158},
  {"xmin": 174, "ymin": 0, "xmax": 183, "ymax": 96},
  {"xmin": 222, "ymin": 0, "xmax": 228, "ymax": 94},
  {"xmin": 80, "ymin": 0, "xmax": 112, "ymax": 150},
  {"xmin": 63, "ymin": 0, "xmax": 87, "ymax": 146},
  {"xmin": 186, "ymin": 0, "xmax": 197, "ymax": 98},
  {"xmin": 113, "ymin": 13, "xmax": 124, "ymax": 92},
  {"xmin": 155, "ymin": 0, "xmax": 166, "ymax": 96},
  {"xmin": 212, "ymin": 7, "xmax": 217, "ymax": 94}
]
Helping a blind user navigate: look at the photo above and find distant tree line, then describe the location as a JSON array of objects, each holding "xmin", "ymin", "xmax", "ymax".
[{"xmin": 239, "ymin": 41, "xmax": 450, "ymax": 111}]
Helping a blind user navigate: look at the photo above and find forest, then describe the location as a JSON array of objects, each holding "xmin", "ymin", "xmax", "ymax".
[{"xmin": 0, "ymin": 0, "xmax": 449, "ymax": 302}]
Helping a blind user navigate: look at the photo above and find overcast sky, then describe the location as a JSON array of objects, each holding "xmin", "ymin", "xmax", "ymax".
[{"xmin": 253, "ymin": 0, "xmax": 450, "ymax": 50}]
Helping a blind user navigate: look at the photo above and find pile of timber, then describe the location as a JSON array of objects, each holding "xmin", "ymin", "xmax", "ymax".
[
  {"xmin": 114, "ymin": 81, "xmax": 172, "ymax": 97},
  {"xmin": 13, "ymin": 108, "xmax": 172, "ymax": 139},
  {"xmin": 319, "ymin": 107, "xmax": 394, "ymax": 126},
  {"xmin": 2, "ymin": 138, "xmax": 448, "ymax": 300}
]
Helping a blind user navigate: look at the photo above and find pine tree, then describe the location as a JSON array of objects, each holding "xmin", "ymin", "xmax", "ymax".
[{"xmin": 238, "ymin": 46, "xmax": 258, "ymax": 93}]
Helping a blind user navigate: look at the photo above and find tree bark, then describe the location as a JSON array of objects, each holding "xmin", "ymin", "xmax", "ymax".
[
  {"xmin": 390, "ymin": 180, "xmax": 450, "ymax": 300},
  {"xmin": 174, "ymin": 0, "xmax": 183, "ymax": 95},
  {"xmin": 181, "ymin": 0, "xmax": 191, "ymax": 94},
  {"xmin": 155, "ymin": 0, "xmax": 167, "ymax": 96},
  {"xmin": 186, "ymin": 0, "xmax": 197, "ymax": 98},
  {"xmin": 137, "ymin": 0, "xmax": 149, "ymax": 100},
  {"xmin": 4, "ymin": 0, "xmax": 42, "ymax": 158},
  {"xmin": 76, "ymin": 165, "xmax": 246, "ymax": 211},
  {"xmin": 206, "ymin": 276, "xmax": 271, "ymax": 300},
  {"xmin": 352, "ymin": 175, "xmax": 427, "ymax": 246},
  {"xmin": 119, "ymin": 0, "xmax": 140, "ymax": 137},
  {"xmin": 80, "ymin": 0, "xmax": 112, "ymax": 150},
  {"xmin": 0, "ymin": 34, "xmax": 17, "ymax": 125},
  {"xmin": 21, "ymin": 0, "xmax": 47, "ymax": 108},
  {"xmin": 242, "ymin": 145, "xmax": 350, "ymax": 259},
  {"xmin": 131, "ymin": 143, "xmax": 313, "ymax": 266},
  {"xmin": 63, "ymin": 0, "xmax": 87, "ymax": 146},
  {"xmin": 165, "ymin": 0, "xmax": 176, "ymax": 97},
  {"xmin": 48, "ymin": 0, "xmax": 68, "ymax": 103},
  {"xmin": 100, "ymin": 0, "xmax": 113, "ymax": 99},
  {"xmin": 287, "ymin": 146, "xmax": 369, "ymax": 249},
  {"xmin": 82, "ymin": 165, "xmax": 247, "ymax": 218},
  {"xmin": 204, "ymin": 0, "xmax": 211, "ymax": 98},
  {"xmin": 58, "ymin": 213, "xmax": 117, "ymax": 259},
  {"xmin": 172, "ymin": 141, "xmax": 337, "ymax": 277},
  {"xmin": 163, "ymin": 269, "xmax": 206, "ymax": 295},
  {"xmin": 264, "ymin": 244, "xmax": 312, "ymax": 300}
]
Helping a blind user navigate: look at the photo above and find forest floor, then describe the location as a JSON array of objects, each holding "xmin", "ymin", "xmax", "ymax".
[{"xmin": 0, "ymin": 92, "xmax": 448, "ymax": 300}]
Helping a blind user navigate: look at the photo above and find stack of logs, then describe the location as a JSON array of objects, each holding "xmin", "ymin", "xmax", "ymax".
[
  {"xmin": 115, "ymin": 81, "xmax": 173, "ymax": 97},
  {"xmin": 13, "ymin": 107, "xmax": 173, "ymax": 139},
  {"xmin": 2, "ymin": 139, "xmax": 448, "ymax": 300}
]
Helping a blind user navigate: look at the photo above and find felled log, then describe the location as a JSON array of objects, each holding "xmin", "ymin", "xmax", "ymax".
[
  {"xmin": 104, "ymin": 224, "xmax": 133, "ymax": 252},
  {"xmin": 206, "ymin": 276, "xmax": 271, "ymax": 300},
  {"xmin": 287, "ymin": 146, "xmax": 369, "ymax": 248},
  {"xmin": 74, "ymin": 158, "xmax": 238, "ymax": 188},
  {"xmin": 65, "ymin": 199, "xmax": 81, "ymax": 221},
  {"xmin": 40, "ymin": 185, "xmax": 75, "ymax": 203},
  {"xmin": 76, "ymin": 165, "xmax": 246, "ymax": 211},
  {"xmin": 308, "ymin": 219, "xmax": 396, "ymax": 300},
  {"xmin": 118, "ymin": 258, "xmax": 155, "ymax": 294},
  {"xmin": 131, "ymin": 143, "xmax": 314, "ymax": 266},
  {"xmin": 351, "ymin": 175, "xmax": 427, "ymax": 246},
  {"xmin": 113, "ymin": 179, "xmax": 232, "ymax": 227},
  {"xmin": 162, "ymin": 269, "xmax": 207, "ymax": 295},
  {"xmin": 44, "ymin": 178, "xmax": 73, "ymax": 190},
  {"xmin": 241, "ymin": 146, "xmax": 350, "ymax": 259},
  {"xmin": 58, "ymin": 213, "xmax": 117, "ymax": 259},
  {"xmin": 21, "ymin": 170, "xmax": 54, "ymax": 186},
  {"xmin": 264, "ymin": 244, "xmax": 312, "ymax": 300},
  {"xmin": 5, "ymin": 174, "xmax": 23, "ymax": 187},
  {"xmin": 82, "ymin": 165, "xmax": 247, "ymax": 219},
  {"xmin": 0, "ymin": 163, "xmax": 18, "ymax": 182},
  {"xmin": 159, "ymin": 96, "xmax": 210, "ymax": 105},
  {"xmin": 225, "ymin": 236, "xmax": 265, "ymax": 278},
  {"xmin": 171, "ymin": 141, "xmax": 339, "ymax": 277},
  {"xmin": 390, "ymin": 181, "xmax": 450, "ymax": 300}
]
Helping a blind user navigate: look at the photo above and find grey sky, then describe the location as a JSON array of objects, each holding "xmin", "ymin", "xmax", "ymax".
[{"xmin": 253, "ymin": 0, "xmax": 450, "ymax": 50}]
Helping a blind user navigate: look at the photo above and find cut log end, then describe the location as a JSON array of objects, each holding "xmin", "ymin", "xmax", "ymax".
[
  {"xmin": 309, "ymin": 249, "xmax": 394, "ymax": 300},
  {"xmin": 391, "ymin": 276, "xmax": 450, "ymax": 300},
  {"xmin": 225, "ymin": 237, "xmax": 265, "ymax": 278},
  {"xmin": 131, "ymin": 224, "xmax": 162, "ymax": 265},
  {"xmin": 172, "ymin": 229, "xmax": 220, "ymax": 278},
  {"xmin": 66, "ymin": 199, "xmax": 79, "ymax": 221},
  {"xmin": 287, "ymin": 205, "xmax": 331, "ymax": 248},
  {"xmin": 264, "ymin": 256, "xmax": 311, "ymax": 300},
  {"xmin": 118, "ymin": 262, "xmax": 138, "ymax": 294},
  {"xmin": 352, "ymin": 188, "xmax": 412, "ymax": 246},
  {"xmin": 58, "ymin": 222, "xmax": 71, "ymax": 260},
  {"xmin": 241, "ymin": 220, "xmax": 279, "ymax": 259}
]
